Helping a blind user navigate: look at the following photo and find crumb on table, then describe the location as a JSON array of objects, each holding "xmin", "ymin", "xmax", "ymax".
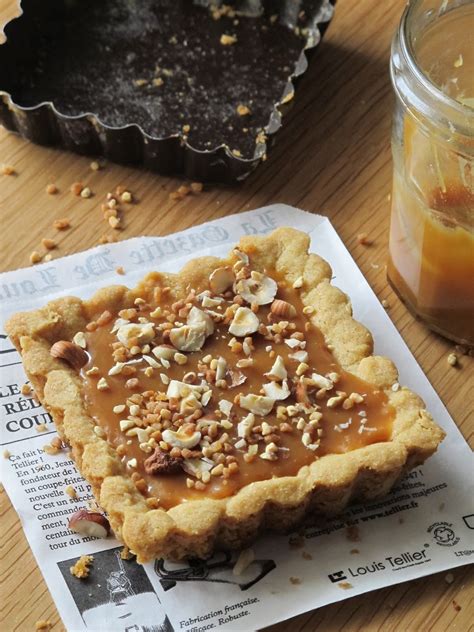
[
  {"xmin": 289, "ymin": 576, "xmax": 302, "ymax": 585},
  {"xmin": 338, "ymin": 581, "xmax": 354, "ymax": 590},
  {"xmin": 70, "ymin": 555, "xmax": 94, "ymax": 579},
  {"xmin": 35, "ymin": 620, "xmax": 52, "ymax": 631}
]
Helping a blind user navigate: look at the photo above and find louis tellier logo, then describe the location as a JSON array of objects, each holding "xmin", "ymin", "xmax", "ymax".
[{"xmin": 328, "ymin": 547, "xmax": 431, "ymax": 583}]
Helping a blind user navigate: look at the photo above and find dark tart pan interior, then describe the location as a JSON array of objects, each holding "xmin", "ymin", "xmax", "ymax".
[{"xmin": 0, "ymin": 0, "xmax": 334, "ymax": 182}]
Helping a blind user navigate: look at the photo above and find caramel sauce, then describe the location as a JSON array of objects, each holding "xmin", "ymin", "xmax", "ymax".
[
  {"xmin": 82, "ymin": 276, "xmax": 394, "ymax": 509},
  {"xmin": 388, "ymin": 115, "xmax": 474, "ymax": 344}
]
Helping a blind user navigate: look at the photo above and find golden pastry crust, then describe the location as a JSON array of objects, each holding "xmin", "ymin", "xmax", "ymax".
[{"xmin": 6, "ymin": 228, "xmax": 445, "ymax": 561}]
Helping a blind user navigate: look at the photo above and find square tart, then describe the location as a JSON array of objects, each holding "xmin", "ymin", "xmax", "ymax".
[{"xmin": 6, "ymin": 228, "xmax": 445, "ymax": 562}]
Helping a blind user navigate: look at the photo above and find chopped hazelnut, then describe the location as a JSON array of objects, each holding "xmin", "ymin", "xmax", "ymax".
[
  {"xmin": 41, "ymin": 238, "xmax": 56, "ymax": 250},
  {"xmin": 46, "ymin": 183, "xmax": 58, "ymax": 194},
  {"xmin": 1, "ymin": 164, "xmax": 15, "ymax": 175},
  {"xmin": 70, "ymin": 182, "xmax": 84, "ymax": 196},
  {"xmin": 53, "ymin": 218, "xmax": 71, "ymax": 230}
]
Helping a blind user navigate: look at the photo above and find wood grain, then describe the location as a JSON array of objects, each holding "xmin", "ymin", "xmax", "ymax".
[{"xmin": 0, "ymin": 0, "xmax": 472, "ymax": 630}]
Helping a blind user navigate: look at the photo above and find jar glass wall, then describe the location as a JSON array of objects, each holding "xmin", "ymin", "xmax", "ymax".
[{"xmin": 388, "ymin": 0, "xmax": 474, "ymax": 345}]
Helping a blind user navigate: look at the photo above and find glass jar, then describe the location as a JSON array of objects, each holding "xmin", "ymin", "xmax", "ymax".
[{"xmin": 388, "ymin": 0, "xmax": 474, "ymax": 345}]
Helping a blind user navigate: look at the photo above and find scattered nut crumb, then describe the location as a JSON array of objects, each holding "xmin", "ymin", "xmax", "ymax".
[
  {"xmin": 190, "ymin": 182, "xmax": 203, "ymax": 193},
  {"xmin": 454, "ymin": 54, "xmax": 463, "ymax": 68},
  {"xmin": 1, "ymin": 164, "xmax": 15, "ymax": 175},
  {"xmin": 220, "ymin": 33, "xmax": 237, "ymax": 45},
  {"xmin": 108, "ymin": 216, "xmax": 121, "ymax": 229},
  {"xmin": 41, "ymin": 238, "xmax": 56, "ymax": 250},
  {"xmin": 182, "ymin": 124, "xmax": 191, "ymax": 134},
  {"xmin": 452, "ymin": 599, "xmax": 461, "ymax": 612},
  {"xmin": 302, "ymin": 551, "xmax": 313, "ymax": 560},
  {"xmin": 30, "ymin": 251, "xmax": 42, "ymax": 265},
  {"xmin": 21, "ymin": 383, "xmax": 32, "ymax": 395},
  {"xmin": 81, "ymin": 186, "xmax": 92, "ymax": 199},
  {"xmin": 338, "ymin": 581, "xmax": 353, "ymax": 590},
  {"xmin": 99, "ymin": 234, "xmax": 118, "ymax": 244},
  {"xmin": 65, "ymin": 485, "xmax": 77, "ymax": 499},
  {"xmin": 120, "ymin": 191, "xmax": 132, "ymax": 203},
  {"xmin": 236, "ymin": 104, "xmax": 251, "ymax": 116},
  {"xmin": 35, "ymin": 621, "xmax": 52, "ymax": 632},
  {"xmin": 53, "ymin": 218, "xmax": 71, "ymax": 230},
  {"xmin": 134, "ymin": 78, "xmax": 148, "ymax": 87},
  {"xmin": 36, "ymin": 424, "xmax": 48, "ymax": 433},
  {"xmin": 152, "ymin": 77, "xmax": 164, "ymax": 87},
  {"xmin": 3, "ymin": 449, "xmax": 11, "ymax": 459},
  {"xmin": 116, "ymin": 266, "xmax": 125, "ymax": 275},
  {"xmin": 44, "ymin": 253, "xmax": 53, "ymax": 262},
  {"xmin": 357, "ymin": 232, "xmax": 372, "ymax": 245},
  {"xmin": 46, "ymin": 183, "xmax": 58, "ymax": 195},
  {"xmin": 232, "ymin": 149, "xmax": 242, "ymax": 157},
  {"xmin": 70, "ymin": 554, "xmax": 94, "ymax": 579},
  {"xmin": 70, "ymin": 182, "xmax": 83, "ymax": 196},
  {"xmin": 381, "ymin": 299, "xmax": 390, "ymax": 308},
  {"xmin": 445, "ymin": 573, "xmax": 454, "ymax": 584},
  {"xmin": 350, "ymin": 548, "xmax": 360, "ymax": 554},
  {"xmin": 447, "ymin": 352, "xmax": 458, "ymax": 367},
  {"xmin": 90, "ymin": 160, "xmax": 102, "ymax": 171}
]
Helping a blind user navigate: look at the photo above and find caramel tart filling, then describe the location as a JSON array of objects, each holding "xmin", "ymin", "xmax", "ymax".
[{"xmin": 82, "ymin": 255, "xmax": 394, "ymax": 509}]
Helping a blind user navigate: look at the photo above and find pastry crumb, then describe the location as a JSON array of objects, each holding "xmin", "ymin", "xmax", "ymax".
[
  {"xmin": 120, "ymin": 546, "xmax": 134, "ymax": 560},
  {"xmin": 21, "ymin": 383, "xmax": 32, "ymax": 395},
  {"xmin": 381, "ymin": 299, "xmax": 390, "ymax": 308},
  {"xmin": 116, "ymin": 266, "xmax": 125, "ymax": 276},
  {"xmin": 3, "ymin": 449, "xmax": 11, "ymax": 459},
  {"xmin": 70, "ymin": 555, "xmax": 94, "ymax": 579},
  {"xmin": 338, "ymin": 581, "xmax": 353, "ymax": 590},
  {"xmin": 65, "ymin": 485, "xmax": 77, "ymax": 499},
  {"xmin": 35, "ymin": 620, "xmax": 52, "ymax": 631},
  {"xmin": 36, "ymin": 424, "xmax": 48, "ymax": 433},
  {"xmin": 447, "ymin": 352, "xmax": 458, "ymax": 367},
  {"xmin": 190, "ymin": 181, "xmax": 203, "ymax": 193},
  {"xmin": 289, "ymin": 576, "xmax": 302, "ymax": 585}
]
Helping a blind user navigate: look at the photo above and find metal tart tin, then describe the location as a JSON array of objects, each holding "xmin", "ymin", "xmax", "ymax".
[{"xmin": 0, "ymin": 0, "xmax": 334, "ymax": 182}]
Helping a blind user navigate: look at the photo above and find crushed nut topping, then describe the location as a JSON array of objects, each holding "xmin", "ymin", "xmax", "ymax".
[{"xmin": 81, "ymin": 250, "xmax": 394, "ymax": 508}]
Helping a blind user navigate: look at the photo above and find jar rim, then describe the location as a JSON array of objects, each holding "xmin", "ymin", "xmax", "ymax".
[{"xmin": 399, "ymin": 0, "xmax": 473, "ymax": 121}]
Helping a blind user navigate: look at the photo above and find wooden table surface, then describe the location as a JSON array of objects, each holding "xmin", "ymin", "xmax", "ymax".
[{"xmin": 1, "ymin": 0, "xmax": 472, "ymax": 630}]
